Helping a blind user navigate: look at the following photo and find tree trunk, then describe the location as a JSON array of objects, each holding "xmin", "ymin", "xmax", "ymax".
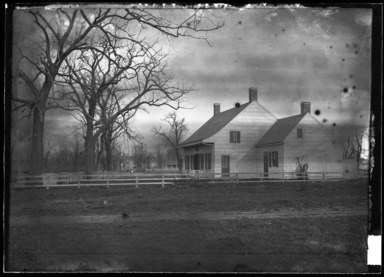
[
  {"xmin": 95, "ymin": 136, "xmax": 104, "ymax": 171},
  {"xmin": 175, "ymin": 148, "xmax": 183, "ymax": 171},
  {"xmin": 104, "ymin": 128, "xmax": 113, "ymax": 171},
  {"xmin": 84, "ymin": 119, "xmax": 96, "ymax": 175},
  {"xmin": 356, "ymin": 155, "xmax": 361, "ymax": 171},
  {"xmin": 44, "ymin": 150, "xmax": 50, "ymax": 173},
  {"xmin": 29, "ymin": 108, "xmax": 45, "ymax": 175}
]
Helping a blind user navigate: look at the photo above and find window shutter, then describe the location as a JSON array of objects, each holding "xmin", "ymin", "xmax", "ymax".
[
  {"xmin": 207, "ymin": 153, "xmax": 211, "ymax": 169},
  {"xmin": 276, "ymin": 152, "xmax": 278, "ymax": 167},
  {"xmin": 191, "ymin": 155, "xmax": 194, "ymax": 170},
  {"xmin": 274, "ymin": 152, "xmax": 278, "ymax": 167},
  {"xmin": 268, "ymin": 152, "xmax": 272, "ymax": 167},
  {"xmin": 237, "ymin": 131, "xmax": 241, "ymax": 143}
]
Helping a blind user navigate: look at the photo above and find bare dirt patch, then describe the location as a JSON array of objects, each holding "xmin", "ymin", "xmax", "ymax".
[{"xmin": 6, "ymin": 179, "xmax": 369, "ymax": 273}]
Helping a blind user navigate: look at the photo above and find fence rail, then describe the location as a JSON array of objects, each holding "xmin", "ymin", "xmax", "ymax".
[{"xmin": 11, "ymin": 170, "xmax": 358, "ymax": 189}]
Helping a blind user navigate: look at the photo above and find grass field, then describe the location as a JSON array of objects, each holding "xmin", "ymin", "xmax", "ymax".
[{"xmin": 6, "ymin": 179, "xmax": 369, "ymax": 273}]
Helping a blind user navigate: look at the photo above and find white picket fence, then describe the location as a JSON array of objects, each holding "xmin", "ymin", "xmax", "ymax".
[
  {"xmin": 12, "ymin": 170, "xmax": 356, "ymax": 189},
  {"xmin": 14, "ymin": 173, "xmax": 185, "ymax": 189}
]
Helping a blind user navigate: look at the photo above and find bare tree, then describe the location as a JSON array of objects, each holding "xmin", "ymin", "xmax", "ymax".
[
  {"xmin": 111, "ymin": 141, "xmax": 125, "ymax": 171},
  {"xmin": 70, "ymin": 132, "xmax": 84, "ymax": 172},
  {"xmin": 94, "ymin": 134, "xmax": 105, "ymax": 171},
  {"xmin": 53, "ymin": 136, "xmax": 72, "ymax": 172},
  {"xmin": 13, "ymin": 7, "xmax": 223, "ymax": 175},
  {"xmin": 13, "ymin": 9, "xmax": 98, "ymax": 175},
  {"xmin": 98, "ymin": 86, "xmax": 140, "ymax": 171},
  {"xmin": 153, "ymin": 144, "xmax": 167, "ymax": 169},
  {"xmin": 43, "ymin": 133, "xmax": 54, "ymax": 172},
  {"xmin": 11, "ymin": 119, "xmax": 32, "ymax": 176},
  {"xmin": 132, "ymin": 143, "xmax": 149, "ymax": 172},
  {"xmin": 152, "ymin": 111, "xmax": 189, "ymax": 170},
  {"xmin": 342, "ymin": 128, "xmax": 369, "ymax": 170},
  {"xmin": 56, "ymin": 32, "xmax": 187, "ymax": 173}
]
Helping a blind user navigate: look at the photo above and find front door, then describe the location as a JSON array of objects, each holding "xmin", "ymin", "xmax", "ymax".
[
  {"xmin": 263, "ymin": 152, "xmax": 269, "ymax": 177},
  {"xmin": 222, "ymin": 155, "xmax": 230, "ymax": 177}
]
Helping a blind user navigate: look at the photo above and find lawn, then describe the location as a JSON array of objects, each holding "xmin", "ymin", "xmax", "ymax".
[{"xmin": 5, "ymin": 179, "xmax": 369, "ymax": 273}]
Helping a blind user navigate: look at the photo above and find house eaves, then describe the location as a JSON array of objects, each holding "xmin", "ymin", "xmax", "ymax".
[{"xmin": 176, "ymin": 141, "xmax": 214, "ymax": 148}]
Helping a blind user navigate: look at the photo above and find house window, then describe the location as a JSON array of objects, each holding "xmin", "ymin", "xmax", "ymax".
[
  {"xmin": 268, "ymin": 151, "xmax": 278, "ymax": 167},
  {"xmin": 205, "ymin": 153, "xmax": 211, "ymax": 170},
  {"xmin": 230, "ymin": 131, "xmax": 241, "ymax": 143},
  {"xmin": 297, "ymin": 128, "xmax": 303, "ymax": 138},
  {"xmin": 200, "ymin": 154, "xmax": 204, "ymax": 170},
  {"xmin": 185, "ymin": 155, "xmax": 189, "ymax": 170},
  {"xmin": 191, "ymin": 155, "xmax": 195, "ymax": 170}
]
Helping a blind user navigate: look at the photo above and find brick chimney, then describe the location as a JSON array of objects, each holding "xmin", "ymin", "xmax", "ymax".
[
  {"xmin": 301, "ymin": 102, "xmax": 311, "ymax": 115},
  {"xmin": 213, "ymin": 103, "xmax": 220, "ymax": 115},
  {"xmin": 249, "ymin": 87, "xmax": 258, "ymax": 102}
]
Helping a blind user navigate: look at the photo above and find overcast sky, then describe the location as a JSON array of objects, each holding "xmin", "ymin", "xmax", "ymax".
[
  {"xmin": 14, "ymin": 5, "xmax": 372, "ymax": 150},
  {"xmin": 129, "ymin": 6, "xmax": 372, "ymax": 147}
]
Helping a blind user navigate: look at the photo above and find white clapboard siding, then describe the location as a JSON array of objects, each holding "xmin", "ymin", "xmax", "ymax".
[
  {"xmin": 255, "ymin": 144, "xmax": 284, "ymax": 176},
  {"xmin": 283, "ymin": 114, "xmax": 343, "ymax": 173},
  {"xmin": 208, "ymin": 101, "xmax": 277, "ymax": 174}
]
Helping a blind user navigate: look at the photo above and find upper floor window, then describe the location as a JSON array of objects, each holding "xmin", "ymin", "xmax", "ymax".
[
  {"xmin": 230, "ymin": 131, "xmax": 241, "ymax": 143},
  {"xmin": 297, "ymin": 128, "xmax": 303, "ymax": 138}
]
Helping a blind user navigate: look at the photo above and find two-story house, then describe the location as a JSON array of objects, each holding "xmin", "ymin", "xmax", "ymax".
[
  {"xmin": 255, "ymin": 102, "xmax": 343, "ymax": 178},
  {"xmin": 178, "ymin": 87, "xmax": 343, "ymax": 178}
]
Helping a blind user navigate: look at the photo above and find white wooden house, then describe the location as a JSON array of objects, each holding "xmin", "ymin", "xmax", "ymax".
[
  {"xmin": 255, "ymin": 103, "xmax": 343, "ymax": 178},
  {"xmin": 178, "ymin": 87, "xmax": 343, "ymax": 177}
]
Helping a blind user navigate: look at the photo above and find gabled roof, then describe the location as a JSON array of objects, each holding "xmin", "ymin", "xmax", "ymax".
[
  {"xmin": 256, "ymin": 114, "xmax": 305, "ymax": 147},
  {"xmin": 179, "ymin": 102, "xmax": 251, "ymax": 147}
]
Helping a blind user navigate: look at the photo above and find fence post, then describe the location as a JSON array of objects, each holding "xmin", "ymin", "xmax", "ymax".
[
  {"xmin": 323, "ymin": 172, "xmax": 325, "ymax": 180},
  {"xmin": 135, "ymin": 174, "xmax": 138, "ymax": 188},
  {"xmin": 235, "ymin": 173, "xmax": 238, "ymax": 188},
  {"xmin": 162, "ymin": 174, "xmax": 165, "ymax": 188},
  {"xmin": 107, "ymin": 179, "xmax": 110, "ymax": 188},
  {"xmin": 282, "ymin": 172, "xmax": 284, "ymax": 182}
]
